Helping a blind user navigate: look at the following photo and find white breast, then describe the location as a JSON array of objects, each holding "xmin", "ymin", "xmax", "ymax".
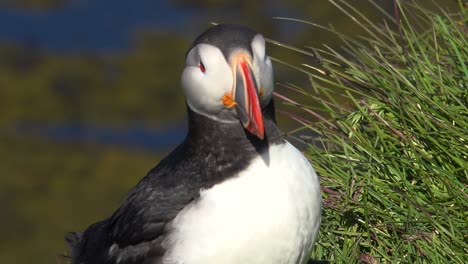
[{"xmin": 162, "ymin": 141, "xmax": 322, "ymax": 264}]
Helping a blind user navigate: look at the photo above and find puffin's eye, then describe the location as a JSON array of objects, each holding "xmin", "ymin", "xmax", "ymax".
[{"xmin": 199, "ymin": 62, "xmax": 206, "ymax": 73}]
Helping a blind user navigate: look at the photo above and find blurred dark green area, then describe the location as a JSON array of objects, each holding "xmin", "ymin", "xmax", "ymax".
[{"xmin": 0, "ymin": 0, "xmax": 459, "ymax": 263}]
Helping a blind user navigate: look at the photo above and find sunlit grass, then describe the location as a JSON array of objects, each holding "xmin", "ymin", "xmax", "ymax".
[{"xmin": 272, "ymin": 0, "xmax": 467, "ymax": 263}]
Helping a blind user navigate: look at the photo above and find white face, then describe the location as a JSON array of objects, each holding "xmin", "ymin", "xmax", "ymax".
[{"xmin": 181, "ymin": 34, "xmax": 274, "ymax": 121}]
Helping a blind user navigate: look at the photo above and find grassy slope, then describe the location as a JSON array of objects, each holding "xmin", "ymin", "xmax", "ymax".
[{"xmin": 274, "ymin": 1, "xmax": 467, "ymax": 263}]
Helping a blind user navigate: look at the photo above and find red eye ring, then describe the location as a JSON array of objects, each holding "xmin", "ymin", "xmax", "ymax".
[{"xmin": 199, "ymin": 62, "xmax": 206, "ymax": 73}]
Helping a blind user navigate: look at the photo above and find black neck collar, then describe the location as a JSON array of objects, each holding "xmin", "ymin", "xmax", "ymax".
[{"xmin": 185, "ymin": 100, "xmax": 283, "ymax": 155}]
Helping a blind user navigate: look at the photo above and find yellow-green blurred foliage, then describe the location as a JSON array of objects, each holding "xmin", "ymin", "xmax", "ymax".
[
  {"xmin": 0, "ymin": 135, "xmax": 161, "ymax": 263},
  {"xmin": 0, "ymin": 33, "xmax": 188, "ymax": 125}
]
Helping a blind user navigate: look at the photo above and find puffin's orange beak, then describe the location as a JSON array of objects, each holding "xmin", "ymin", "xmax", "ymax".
[{"xmin": 232, "ymin": 54, "xmax": 264, "ymax": 140}]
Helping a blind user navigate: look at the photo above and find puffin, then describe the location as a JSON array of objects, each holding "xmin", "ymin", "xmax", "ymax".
[{"xmin": 66, "ymin": 24, "xmax": 322, "ymax": 264}]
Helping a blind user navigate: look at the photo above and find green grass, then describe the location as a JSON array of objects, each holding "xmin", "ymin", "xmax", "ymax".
[{"xmin": 273, "ymin": 1, "xmax": 467, "ymax": 263}]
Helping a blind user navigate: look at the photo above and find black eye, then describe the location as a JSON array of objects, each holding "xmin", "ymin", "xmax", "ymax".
[{"xmin": 199, "ymin": 62, "xmax": 206, "ymax": 73}]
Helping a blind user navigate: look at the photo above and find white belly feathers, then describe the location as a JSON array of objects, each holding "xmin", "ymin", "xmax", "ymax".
[{"xmin": 162, "ymin": 141, "xmax": 322, "ymax": 264}]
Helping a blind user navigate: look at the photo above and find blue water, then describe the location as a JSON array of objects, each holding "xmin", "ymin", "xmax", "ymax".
[
  {"xmin": 0, "ymin": 0, "xmax": 310, "ymax": 53},
  {"xmin": 0, "ymin": 0, "xmax": 195, "ymax": 52},
  {"xmin": 13, "ymin": 122, "xmax": 187, "ymax": 152}
]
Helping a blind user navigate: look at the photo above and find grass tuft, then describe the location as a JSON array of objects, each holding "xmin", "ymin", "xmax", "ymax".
[{"xmin": 273, "ymin": 1, "xmax": 467, "ymax": 263}]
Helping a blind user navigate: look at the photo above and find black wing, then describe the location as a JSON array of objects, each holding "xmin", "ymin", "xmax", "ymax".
[
  {"xmin": 67, "ymin": 143, "xmax": 201, "ymax": 264},
  {"xmin": 108, "ymin": 141, "xmax": 204, "ymax": 263}
]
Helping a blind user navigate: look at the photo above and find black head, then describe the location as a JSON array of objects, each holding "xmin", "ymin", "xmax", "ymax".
[
  {"xmin": 182, "ymin": 24, "xmax": 274, "ymax": 139},
  {"xmin": 190, "ymin": 24, "xmax": 258, "ymax": 61}
]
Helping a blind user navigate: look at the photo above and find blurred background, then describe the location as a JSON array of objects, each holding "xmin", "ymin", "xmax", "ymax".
[{"xmin": 0, "ymin": 0, "xmax": 459, "ymax": 263}]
